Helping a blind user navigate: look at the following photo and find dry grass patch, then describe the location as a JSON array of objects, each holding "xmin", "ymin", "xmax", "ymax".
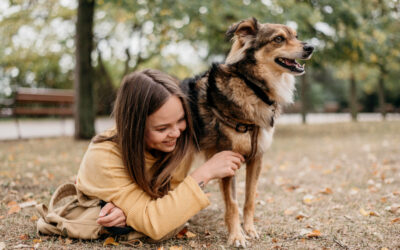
[{"xmin": 1, "ymin": 121, "xmax": 399, "ymax": 249}]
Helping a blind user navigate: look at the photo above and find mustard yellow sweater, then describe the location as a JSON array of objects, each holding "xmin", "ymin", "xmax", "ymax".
[{"xmin": 76, "ymin": 131, "xmax": 210, "ymax": 240}]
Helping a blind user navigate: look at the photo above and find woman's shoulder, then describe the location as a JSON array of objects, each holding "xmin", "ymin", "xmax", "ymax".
[
  {"xmin": 89, "ymin": 128, "xmax": 120, "ymax": 150},
  {"xmin": 83, "ymin": 128, "xmax": 123, "ymax": 165}
]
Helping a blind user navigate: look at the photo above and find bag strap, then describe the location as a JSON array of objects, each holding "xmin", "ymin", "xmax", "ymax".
[{"xmin": 48, "ymin": 183, "xmax": 78, "ymax": 211}]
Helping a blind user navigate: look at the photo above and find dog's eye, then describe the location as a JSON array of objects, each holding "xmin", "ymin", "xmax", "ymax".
[{"xmin": 274, "ymin": 36, "xmax": 285, "ymax": 43}]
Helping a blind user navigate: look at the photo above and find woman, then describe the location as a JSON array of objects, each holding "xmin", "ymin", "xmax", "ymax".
[{"xmin": 76, "ymin": 69, "xmax": 244, "ymax": 241}]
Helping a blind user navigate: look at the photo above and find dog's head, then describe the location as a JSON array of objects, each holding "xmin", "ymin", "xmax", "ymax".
[{"xmin": 226, "ymin": 17, "xmax": 314, "ymax": 75}]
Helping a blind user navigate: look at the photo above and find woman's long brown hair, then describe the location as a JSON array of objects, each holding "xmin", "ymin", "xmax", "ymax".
[{"xmin": 93, "ymin": 69, "xmax": 196, "ymax": 199}]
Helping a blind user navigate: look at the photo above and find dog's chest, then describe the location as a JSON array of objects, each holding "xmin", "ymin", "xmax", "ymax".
[{"xmin": 220, "ymin": 125, "xmax": 275, "ymax": 157}]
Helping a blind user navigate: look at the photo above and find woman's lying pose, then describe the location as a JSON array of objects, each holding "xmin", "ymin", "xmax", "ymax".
[{"xmin": 76, "ymin": 69, "xmax": 244, "ymax": 241}]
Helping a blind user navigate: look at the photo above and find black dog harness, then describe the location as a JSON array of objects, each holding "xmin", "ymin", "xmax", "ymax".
[{"xmin": 206, "ymin": 64, "xmax": 276, "ymax": 162}]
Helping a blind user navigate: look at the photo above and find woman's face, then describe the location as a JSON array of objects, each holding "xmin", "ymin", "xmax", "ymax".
[{"xmin": 145, "ymin": 95, "xmax": 187, "ymax": 152}]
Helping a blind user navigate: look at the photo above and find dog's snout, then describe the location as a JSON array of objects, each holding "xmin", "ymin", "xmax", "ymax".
[{"xmin": 303, "ymin": 44, "xmax": 314, "ymax": 53}]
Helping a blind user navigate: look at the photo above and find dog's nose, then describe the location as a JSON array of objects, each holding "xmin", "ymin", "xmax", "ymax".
[{"xmin": 303, "ymin": 44, "xmax": 314, "ymax": 53}]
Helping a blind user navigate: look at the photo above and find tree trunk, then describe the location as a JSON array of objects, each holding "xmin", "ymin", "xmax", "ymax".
[
  {"xmin": 377, "ymin": 67, "xmax": 386, "ymax": 120},
  {"xmin": 349, "ymin": 71, "xmax": 358, "ymax": 122},
  {"xmin": 74, "ymin": 0, "xmax": 95, "ymax": 139},
  {"xmin": 95, "ymin": 50, "xmax": 116, "ymax": 115},
  {"xmin": 300, "ymin": 73, "xmax": 308, "ymax": 124}
]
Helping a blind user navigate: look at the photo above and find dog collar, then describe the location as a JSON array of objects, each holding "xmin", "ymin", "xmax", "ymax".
[{"xmin": 233, "ymin": 70, "xmax": 275, "ymax": 107}]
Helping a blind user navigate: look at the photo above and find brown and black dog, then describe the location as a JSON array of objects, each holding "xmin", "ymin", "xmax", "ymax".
[{"xmin": 181, "ymin": 17, "xmax": 314, "ymax": 247}]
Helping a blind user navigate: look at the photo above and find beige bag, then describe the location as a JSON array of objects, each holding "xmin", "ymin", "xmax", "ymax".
[
  {"xmin": 36, "ymin": 183, "xmax": 106, "ymax": 239},
  {"xmin": 36, "ymin": 183, "xmax": 183, "ymax": 242}
]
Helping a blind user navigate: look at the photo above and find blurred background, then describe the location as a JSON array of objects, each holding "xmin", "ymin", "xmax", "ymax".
[{"xmin": 0, "ymin": 0, "xmax": 399, "ymax": 139}]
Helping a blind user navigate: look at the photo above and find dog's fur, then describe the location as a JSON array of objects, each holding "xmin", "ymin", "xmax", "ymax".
[{"xmin": 181, "ymin": 17, "xmax": 314, "ymax": 247}]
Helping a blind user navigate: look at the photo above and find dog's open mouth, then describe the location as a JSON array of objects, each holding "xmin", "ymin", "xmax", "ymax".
[{"xmin": 275, "ymin": 57, "xmax": 304, "ymax": 73}]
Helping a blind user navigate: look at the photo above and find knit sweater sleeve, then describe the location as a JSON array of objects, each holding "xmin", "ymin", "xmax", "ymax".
[{"xmin": 76, "ymin": 141, "xmax": 210, "ymax": 240}]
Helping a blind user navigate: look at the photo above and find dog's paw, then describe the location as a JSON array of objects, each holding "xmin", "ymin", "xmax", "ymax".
[
  {"xmin": 227, "ymin": 231, "xmax": 248, "ymax": 248},
  {"xmin": 244, "ymin": 223, "xmax": 259, "ymax": 239}
]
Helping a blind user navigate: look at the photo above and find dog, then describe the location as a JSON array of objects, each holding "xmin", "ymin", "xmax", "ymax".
[{"xmin": 181, "ymin": 17, "xmax": 314, "ymax": 247}]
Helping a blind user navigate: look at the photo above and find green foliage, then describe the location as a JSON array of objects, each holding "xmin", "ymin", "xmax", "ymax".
[{"xmin": 1, "ymin": 0, "xmax": 399, "ymax": 113}]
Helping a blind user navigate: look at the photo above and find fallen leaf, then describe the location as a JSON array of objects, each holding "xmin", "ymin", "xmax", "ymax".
[
  {"xmin": 7, "ymin": 204, "xmax": 21, "ymax": 215},
  {"xmin": 185, "ymin": 231, "xmax": 196, "ymax": 238},
  {"xmin": 176, "ymin": 227, "xmax": 188, "ymax": 239},
  {"xmin": 296, "ymin": 213, "xmax": 308, "ymax": 221},
  {"xmin": 47, "ymin": 173, "xmax": 54, "ymax": 180},
  {"xmin": 286, "ymin": 185, "xmax": 299, "ymax": 192},
  {"xmin": 391, "ymin": 218, "xmax": 400, "ymax": 223},
  {"xmin": 19, "ymin": 200, "xmax": 37, "ymax": 208},
  {"xmin": 359, "ymin": 208, "xmax": 369, "ymax": 217},
  {"xmin": 307, "ymin": 230, "xmax": 322, "ymax": 238},
  {"xmin": 385, "ymin": 203, "xmax": 400, "ymax": 214},
  {"xmin": 33, "ymin": 238, "xmax": 42, "ymax": 244},
  {"xmin": 349, "ymin": 188, "xmax": 359, "ymax": 195},
  {"xmin": 19, "ymin": 234, "xmax": 29, "ymax": 240},
  {"xmin": 157, "ymin": 247, "xmax": 165, "ymax": 250},
  {"xmin": 0, "ymin": 216, "xmax": 4, "ymax": 220},
  {"xmin": 13, "ymin": 244, "xmax": 31, "ymax": 249},
  {"xmin": 120, "ymin": 239, "xmax": 142, "ymax": 247},
  {"xmin": 272, "ymin": 238, "xmax": 278, "ymax": 243},
  {"xmin": 30, "ymin": 215, "xmax": 38, "ymax": 221},
  {"xmin": 303, "ymin": 194, "xmax": 314, "ymax": 205},
  {"xmin": 103, "ymin": 237, "xmax": 119, "ymax": 246},
  {"xmin": 284, "ymin": 207, "xmax": 297, "ymax": 215},
  {"xmin": 320, "ymin": 188, "xmax": 333, "ymax": 195},
  {"xmin": 7, "ymin": 201, "xmax": 18, "ymax": 207},
  {"xmin": 381, "ymin": 248, "xmax": 389, "ymax": 250},
  {"xmin": 369, "ymin": 211, "xmax": 380, "ymax": 217},
  {"xmin": 299, "ymin": 228, "xmax": 312, "ymax": 236},
  {"xmin": 189, "ymin": 241, "xmax": 197, "ymax": 248},
  {"xmin": 65, "ymin": 238, "xmax": 73, "ymax": 245},
  {"xmin": 23, "ymin": 192, "xmax": 34, "ymax": 200},
  {"xmin": 169, "ymin": 246, "xmax": 182, "ymax": 250}
]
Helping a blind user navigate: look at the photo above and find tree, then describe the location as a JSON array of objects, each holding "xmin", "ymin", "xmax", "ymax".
[{"xmin": 74, "ymin": 0, "xmax": 95, "ymax": 139}]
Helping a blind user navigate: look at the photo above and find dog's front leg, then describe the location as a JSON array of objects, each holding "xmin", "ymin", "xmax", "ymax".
[
  {"xmin": 243, "ymin": 155, "xmax": 262, "ymax": 239},
  {"xmin": 220, "ymin": 176, "xmax": 247, "ymax": 247}
]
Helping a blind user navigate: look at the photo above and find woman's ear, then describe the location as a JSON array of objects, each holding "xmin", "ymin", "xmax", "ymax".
[{"xmin": 226, "ymin": 17, "xmax": 259, "ymax": 39}]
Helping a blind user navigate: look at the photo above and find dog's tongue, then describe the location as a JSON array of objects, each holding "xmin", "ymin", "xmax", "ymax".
[{"xmin": 285, "ymin": 59, "xmax": 296, "ymax": 66}]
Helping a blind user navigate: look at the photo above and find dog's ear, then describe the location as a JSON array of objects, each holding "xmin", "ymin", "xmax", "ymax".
[{"xmin": 226, "ymin": 17, "xmax": 258, "ymax": 39}]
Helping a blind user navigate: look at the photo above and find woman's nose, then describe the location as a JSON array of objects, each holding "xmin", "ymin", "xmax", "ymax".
[{"xmin": 169, "ymin": 126, "xmax": 181, "ymax": 138}]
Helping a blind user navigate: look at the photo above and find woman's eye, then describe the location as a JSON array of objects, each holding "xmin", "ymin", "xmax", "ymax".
[
  {"xmin": 274, "ymin": 36, "xmax": 285, "ymax": 43},
  {"xmin": 156, "ymin": 127, "xmax": 167, "ymax": 132}
]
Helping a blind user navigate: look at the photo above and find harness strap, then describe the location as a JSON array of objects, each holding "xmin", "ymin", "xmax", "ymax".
[
  {"xmin": 233, "ymin": 70, "xmax": 275, "ymax": 106},
  {"xmin": 211, "ymin": 107, "xmax": 259, "ymax": 162}
]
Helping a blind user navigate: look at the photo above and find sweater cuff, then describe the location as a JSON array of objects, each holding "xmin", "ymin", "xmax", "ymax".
[{"xmin": 184, "ymin": 175, "xmax": 210, "ymax": 208}]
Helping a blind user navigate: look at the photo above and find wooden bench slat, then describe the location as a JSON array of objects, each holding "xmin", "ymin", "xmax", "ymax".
[
  {"xmin": 14, "ymin": 107, "xmax": 74, "ymax": 116},
  {"xmin": 16, "ymin": 93, "xmax": 74, "ymax": 103}
]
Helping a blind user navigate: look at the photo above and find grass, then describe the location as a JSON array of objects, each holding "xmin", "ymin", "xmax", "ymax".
[{"xmin": 1, "ymin": 121, "xmax": 399, "ymax": 249}]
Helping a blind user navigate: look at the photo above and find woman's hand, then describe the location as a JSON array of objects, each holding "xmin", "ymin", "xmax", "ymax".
[
  {"xmin": 96, "ymin": 202, "xmax": 127, "ymax": 227},
  {"xmin": 190, "ymin": 151, "xmax": 244, "ymax": 185}
]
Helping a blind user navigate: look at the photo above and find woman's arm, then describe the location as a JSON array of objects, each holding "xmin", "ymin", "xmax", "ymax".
[
  {"xmin": 95, "ymin": 151, "xmax": 244, "ymax": 230},
  {"xmin": 77, "ymin": 142, "xmax": 210, "ymax": 240}
]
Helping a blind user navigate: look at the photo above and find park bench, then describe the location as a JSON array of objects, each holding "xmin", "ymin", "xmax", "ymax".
[{"xmin": 12, "ymin": 87, "xmax": 74, "ymax": 138}]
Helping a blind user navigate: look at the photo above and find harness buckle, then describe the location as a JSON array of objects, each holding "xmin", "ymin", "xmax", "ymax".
[{"xmin": 235, "ymin": 123, "xmax": 249, "ymax": 133}]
